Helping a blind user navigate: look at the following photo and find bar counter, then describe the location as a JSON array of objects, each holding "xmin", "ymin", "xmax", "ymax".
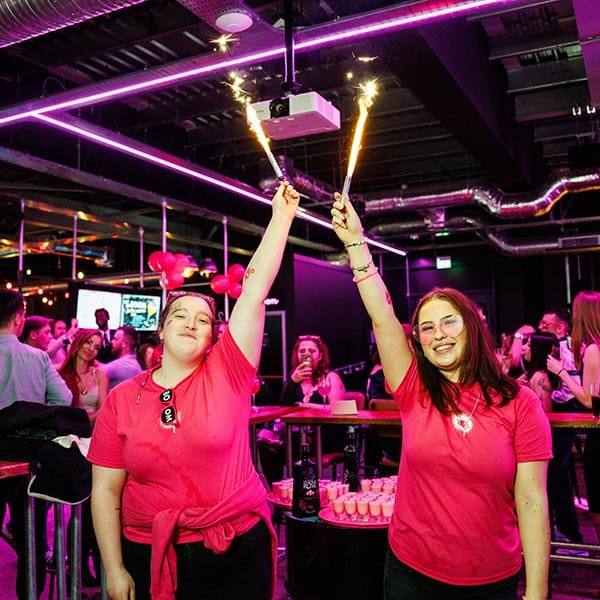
[{"xmin": 282, "ymin": 408, "xmax": 600, "ymax": 477}]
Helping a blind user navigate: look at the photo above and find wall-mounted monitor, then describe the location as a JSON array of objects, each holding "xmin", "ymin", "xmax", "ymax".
[{"xmin": 68, "ymin": 282, "xmax": 163, "ymax": 332}]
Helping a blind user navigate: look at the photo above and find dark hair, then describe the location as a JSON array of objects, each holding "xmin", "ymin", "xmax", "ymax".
[
  {"xmin": 571, "ymin": 291, "xmax": 600, "ymax": 368},
  {"xmin": 0, "ymin": 290, "xmax": 25, "ymax": 328},
  {"xmin": 117, "ymin": 325, "xmax": 140, "ymax": 351},
  {"xmin": 21, "ymin": 315, "xmax": 51, "ymax": 341},
  {"xmin": 58, "ymin": 329, "xmax": 103, "ymax": 408},
  {"xmin": 290, "ymin": 335, "xmax": 332, "ymax": 385},
  {"xmin": 410, "ymin": 287, "xmax": 519, "ymax": 415},
  {"xmin": 526, "ymin": 331, "xmax": 560, "ymax": 389},
  {"xmin": 543, "ymin": 307, "xmax": 571, "ymax": 326},
  {"xmin": 137, "ymin": 337, "xmax": 161, "ymax": 370}
]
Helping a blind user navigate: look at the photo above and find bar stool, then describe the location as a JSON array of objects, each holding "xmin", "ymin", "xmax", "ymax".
[{"xmin": 45, "ymin": 500, "xmax": 84, "ymax": 600}]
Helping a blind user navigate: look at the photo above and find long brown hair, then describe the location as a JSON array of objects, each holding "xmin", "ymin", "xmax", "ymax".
[
  {"xmin": 410, "ymin": 287, "xmax": 518, "ymax": 414},
  {"xmin": 571, "ymin": 290, "xmax": 600, "ymax": 369},
  {"xmin": 290, "ymin": 335, "xmax": 332, "ymax": 385},
  {"xmin": 58, "ymin": 329, "xmax": 102, "ymax": 408}
]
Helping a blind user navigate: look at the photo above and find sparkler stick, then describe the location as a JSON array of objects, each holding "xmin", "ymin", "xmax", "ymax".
[
  {"xmin": 246, "ymin": 103, "xmax": 284, "ymax": 181},
  {"xmin": 340, "ymin": 80, "xmax": 377, "ymax": 207},
  {"xmin": 228, "ymin": 74, "xmax": 284, "ymax": 182}
]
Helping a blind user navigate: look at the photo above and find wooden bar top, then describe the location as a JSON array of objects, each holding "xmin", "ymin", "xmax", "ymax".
[
  {"xmin": 547, "ymin": 412, "xmax": 600, "ymax": 429},
  {"xmin": 282, "ymin": 409, "xmax": 600, "ymax": 429},
  {"xmin": 0, "ymin": 460, "xmax": 31, "ymax": 479},
  {"xmin": 249, "ymin": 405, "xmax": 297, "ymax": 425},
  {"xmin": 282, "ymin": 408, "xmax": 402, "ymax": 426}
]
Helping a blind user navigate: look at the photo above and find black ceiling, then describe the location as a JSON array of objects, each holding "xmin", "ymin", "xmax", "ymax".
[{"xmin": 0, "ymin": 0, "xmax": 598, "ymax": 290}]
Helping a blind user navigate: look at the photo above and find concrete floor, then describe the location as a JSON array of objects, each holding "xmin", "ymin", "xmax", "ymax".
[{"xmin": 1, "ymin": 453, "xmax": 598, "ymax": 600}]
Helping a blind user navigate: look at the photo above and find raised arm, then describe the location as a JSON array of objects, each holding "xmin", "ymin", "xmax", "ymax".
[
  {"xmin": 228, "ymin": 181, "xmax": 299, "ymax": 366},
  {"xmin": 546, "ymin": 343, "xmax": 599, "ymax": 409},
  {"xmin": 330, "ymin": 194, "xmax": 411, "ymax": 391}
]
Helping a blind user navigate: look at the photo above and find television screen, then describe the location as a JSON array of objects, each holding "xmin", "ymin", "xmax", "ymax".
[{"xmin": 70, "ymin": 283, "xmax": 163, "ymax": 332}]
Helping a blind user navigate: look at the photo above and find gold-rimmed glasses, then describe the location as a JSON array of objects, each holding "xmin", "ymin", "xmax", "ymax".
[{"xmin": 412, "ymin": 314, "xmax": 464, "ymax": 345}]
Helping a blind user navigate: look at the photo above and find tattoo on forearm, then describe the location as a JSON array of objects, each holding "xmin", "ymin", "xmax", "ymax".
[{"xmin": 244, "ymin": 267, "xmax": 255, "ymax": 280}]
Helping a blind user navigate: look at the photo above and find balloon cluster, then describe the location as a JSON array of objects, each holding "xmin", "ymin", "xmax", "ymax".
[
  {"xmin": 147, "ymin": 250, "xmax": 192, "ymax": 291},
  {"xmin": 210, "ymin": 264, "xmax": 245, "ymax": 299}
]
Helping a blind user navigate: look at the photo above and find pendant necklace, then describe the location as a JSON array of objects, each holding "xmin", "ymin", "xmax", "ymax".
[{"xmin": 451, "ymin": 394, "xmax": 481, "ymax": 436}]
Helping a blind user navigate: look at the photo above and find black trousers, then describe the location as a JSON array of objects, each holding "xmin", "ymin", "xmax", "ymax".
[{"xmin": 122, "ymin": 519, "xmax": 272, "ymax": 600}]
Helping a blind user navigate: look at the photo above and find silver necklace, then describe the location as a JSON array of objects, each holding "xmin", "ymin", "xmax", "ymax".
[{"xmin": 451, "ymin": 394, "xmax": 481, "ymax": 436}]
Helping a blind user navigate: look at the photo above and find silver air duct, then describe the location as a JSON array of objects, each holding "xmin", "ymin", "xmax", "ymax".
[{"xmin": 0, "ymin": 0, "xmax": 147, "ymax": 49}]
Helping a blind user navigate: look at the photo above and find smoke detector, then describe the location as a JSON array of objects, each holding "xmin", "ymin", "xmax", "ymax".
[{"xmin": 215, "ymin": 10, "xmax": 253, "ymax": 33}]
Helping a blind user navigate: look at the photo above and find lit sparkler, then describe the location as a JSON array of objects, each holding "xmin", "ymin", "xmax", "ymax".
[
  {"xmin": 228, "ymin": 73, "xmax": 284, "ymax": 181},
  {"xmin": 340, "ymin": 79, "xmax": 377, "ymax": 206}
]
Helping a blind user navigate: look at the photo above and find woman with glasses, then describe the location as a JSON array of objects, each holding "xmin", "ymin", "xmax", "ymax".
[
  {"xmin": 88, "ymin": 181, "xmax": 300, "ymax": 600},
  {"xmin": 331, "ymin": 195, "xmax": 552, "ymax": 600}
]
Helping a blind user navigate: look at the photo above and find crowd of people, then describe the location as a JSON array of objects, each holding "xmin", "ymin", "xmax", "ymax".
[{"xmin": 0, "ymin": 179, "xmax": 598, "ymax": 600}]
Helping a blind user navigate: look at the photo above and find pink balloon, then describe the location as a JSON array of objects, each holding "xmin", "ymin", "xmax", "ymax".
[
  {"xmin": 162, "ymin": 252, "xmax": 176, "ymax": 271},
  {"xmin": 148, "ymin": 250, "xmax": 164, "ymax": 272},
  {"xmin": 174, "ymin": 253, "xmax": 190, "ymax": 272},
  {"xmin": 227, "ymin": 263, "xmax": 246, "ymax": 283},
  {"xmin": 227, "ymin": 282, "xmax": 243, "ymax": 299},
  {"xmin": 210, "ymin": 274, "xmax": 231, "ymax": 295},
  {"xmin": 165, "ymin": 270, "xmax": 184, "ymax": 290}
]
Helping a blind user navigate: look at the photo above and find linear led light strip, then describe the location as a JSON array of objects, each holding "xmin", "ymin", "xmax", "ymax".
[
  {"xmin": 0, "ymin": 0, "xmax": 526, "ymax": 125},
  {"xmin": 34, "ymin": 113, "xmax": 405, "ymax": 256}
]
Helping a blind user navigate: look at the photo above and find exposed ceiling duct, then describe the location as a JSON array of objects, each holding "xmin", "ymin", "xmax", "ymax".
[
  {"xmin": 367, "ymin": 212, "xmax": 600, "ymax": 256},
  {"xmin": 0, "ymin": 0, "xmax": 147, "ymax": 49},
  {"xmin": 363, "ymin": 171, "xmax": 600, "ymax": 219}
]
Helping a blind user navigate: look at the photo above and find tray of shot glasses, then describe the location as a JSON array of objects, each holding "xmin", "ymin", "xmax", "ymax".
[{"xmin": 268, "ymin": 477, "xmax": 396, "ymax": 528}]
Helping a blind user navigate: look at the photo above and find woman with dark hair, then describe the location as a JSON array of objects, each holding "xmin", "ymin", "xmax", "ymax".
[
  {"xmin": 87, "ymin": 181, "xmax": 299, "ymax": 600},
  {"xmin": 331, "ymin": 195, "xmax": 552, "ymax": 600},
  {"xmin": 58, "ymin": 328, "xmax": 109, "ymax": 421},
  {"xmin": 547, "ymin": 290, "xmax": 600, "ymax": 542}
]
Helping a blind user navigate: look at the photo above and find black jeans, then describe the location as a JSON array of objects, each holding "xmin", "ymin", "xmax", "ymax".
[
  {"xmin": 383, "ymin": 548, "xmax": 520, "ymax": 600},
  {"xmin": 122, "ymin": 519, "xmax": 272, "ymax": 600}
]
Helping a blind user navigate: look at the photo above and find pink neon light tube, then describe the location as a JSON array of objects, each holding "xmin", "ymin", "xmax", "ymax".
[
  {"xmin": 0, "ymin": 0, "xmax": 529, "ymax": 125},
  {"xmin": 33, "ymin": 113, "xmax": 405, "ymax": 256}
]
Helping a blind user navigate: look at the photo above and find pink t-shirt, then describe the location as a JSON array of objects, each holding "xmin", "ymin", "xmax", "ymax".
[
  {"xmin": 88, "ymin": 329, "xmax": 262, "ymax": 544},
  {"xmin": 388, "ymin": 358, "xmax": 552, "ymax": 585}
]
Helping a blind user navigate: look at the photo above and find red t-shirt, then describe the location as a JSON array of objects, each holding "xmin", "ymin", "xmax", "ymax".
[
  {"xmin": 88, "ymin": 329, "xmax": 262, "ymax": 544},
  {"xmin": 388, "ymin": 359, "xmax": 552, "ymax": 585}
]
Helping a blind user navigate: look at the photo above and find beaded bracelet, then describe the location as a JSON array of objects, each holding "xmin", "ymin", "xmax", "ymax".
[
  {"xmin": 344, "ymin": 239, "xmax": 366, "ymax": 249},
  {"xmin": 350, "ymin": 260, "xmax": 374, "ymax": 273},
  {"xmin": 353, "ymin": 267, "xmax": 379, "ymax": 284}
]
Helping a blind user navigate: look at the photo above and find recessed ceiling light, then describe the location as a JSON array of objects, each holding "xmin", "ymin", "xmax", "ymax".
[{"xmin": 215, "ymin": 10, "xmax": 253, "ymax": 33}]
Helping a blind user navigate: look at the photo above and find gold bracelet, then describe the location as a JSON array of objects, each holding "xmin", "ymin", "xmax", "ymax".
[
  {"xmin": 344, "ymin": 239, "xmax": 366, "ymax": 249},
  {"xmin": 350, "ymin": 260, "xmax": 373, "ymax": 273}
]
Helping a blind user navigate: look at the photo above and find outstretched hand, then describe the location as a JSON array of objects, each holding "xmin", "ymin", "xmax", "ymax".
[
  {"xmin": 331, "ymin": 192, "xmax": 364, "ymax": 245},
  {"xmin": 272, "ymin": 180, "xmax": 300, "ymax": 221}
]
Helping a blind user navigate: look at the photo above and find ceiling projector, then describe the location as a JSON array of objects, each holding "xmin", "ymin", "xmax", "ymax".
[{"xmin": 249, "ymin": 91, "xmax": 340, "ymax": 140}]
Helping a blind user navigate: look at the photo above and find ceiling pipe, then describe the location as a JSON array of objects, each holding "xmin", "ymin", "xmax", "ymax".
[
  {"xmin": 260, "ymin": 157, "xmax": 600, "ymax": 222},
  {"xmin": 0, "ymin": 0, "xmax": 147, "ymax": 49},
  {"xmin": 366, "ymin": 212, "xmax": 600, "ymax": 256},
  {"xmin": 363, "ymin": 171, "xmax": 600, "ymax": 219}
]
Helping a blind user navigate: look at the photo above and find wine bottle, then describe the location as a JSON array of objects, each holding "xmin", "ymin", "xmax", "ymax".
[
  {"xmin": 343, "ymin": 425, "xmax": 359, "ymax": 492},
  {"xmin": 292, "ymin": 443, "xmax": 320, "ymax": 518}
]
